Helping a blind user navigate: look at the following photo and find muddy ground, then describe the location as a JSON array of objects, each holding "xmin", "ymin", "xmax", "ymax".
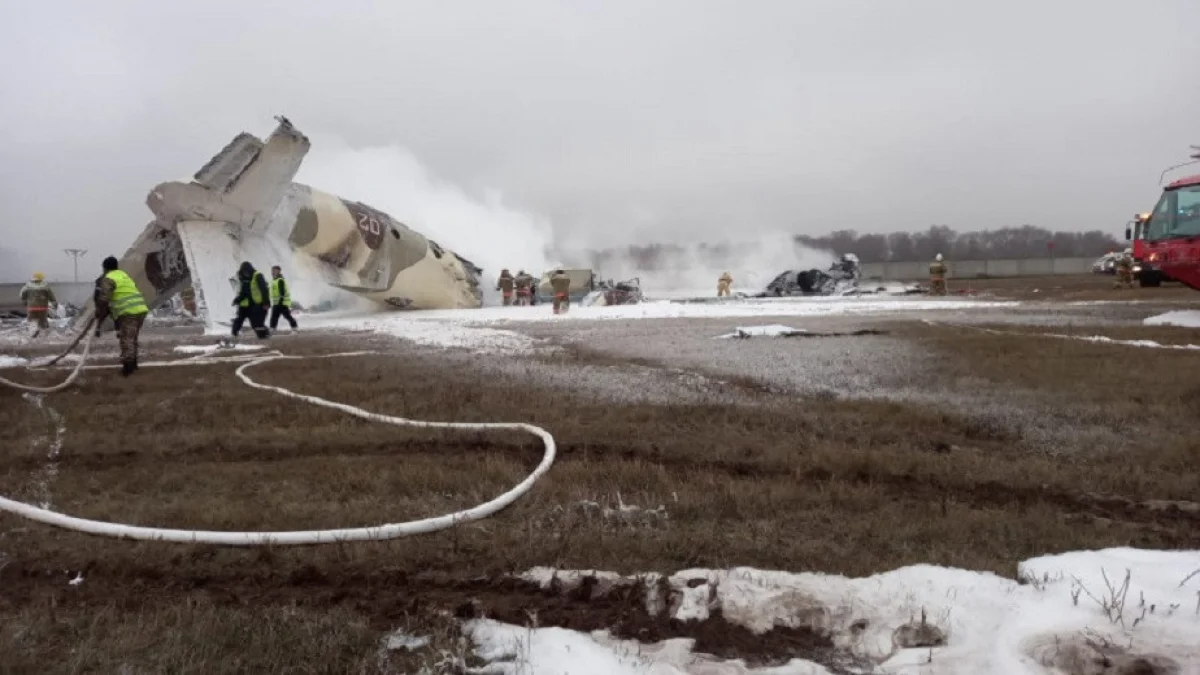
[{"xmin": 0, "ymin": 283, "xmax": 1198, "ymax": 673}]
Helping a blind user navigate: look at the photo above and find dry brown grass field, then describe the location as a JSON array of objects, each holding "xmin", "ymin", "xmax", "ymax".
[{"xmin": 1, "ymin": 292, "xmax": 1198, "ymax": 673}]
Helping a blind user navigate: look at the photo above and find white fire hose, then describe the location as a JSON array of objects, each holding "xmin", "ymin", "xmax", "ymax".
[{"xmin": 0, "ymin": 336, "xmax": 557, "ymax": 546}]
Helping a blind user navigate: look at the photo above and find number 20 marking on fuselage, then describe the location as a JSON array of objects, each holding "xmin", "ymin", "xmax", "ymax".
[{"xmin": 356, "ymin": 212, "xmax": 382, "ymax": 236}]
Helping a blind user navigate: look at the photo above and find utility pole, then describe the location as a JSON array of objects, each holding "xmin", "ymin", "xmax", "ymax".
[{"xmin": 63, "ymin": 248, "xmax": 87, "ymax": 284}]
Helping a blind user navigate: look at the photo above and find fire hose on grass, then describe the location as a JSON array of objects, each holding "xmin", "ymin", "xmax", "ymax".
[
  {"xmin": 0, "ymin": 332, "xmax": 558, "ymax": 546},
  {"xmin": 0, "ymin": 317, "xmax": 96, "ymax": 394}
]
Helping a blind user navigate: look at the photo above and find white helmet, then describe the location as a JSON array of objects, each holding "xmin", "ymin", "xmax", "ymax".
[
  {"xmin": 841, "ymin": 253, "xmax": 859, "ymax": 263},
  {"xmin": 935, "ymin": 253, "xmax": 943, "ymax": 262}
]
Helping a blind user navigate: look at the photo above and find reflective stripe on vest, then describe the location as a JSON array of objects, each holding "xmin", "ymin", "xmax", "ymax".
[
  {"xmin": 106, "ymin": 270, "xmax": 148, "ymax": 318},
  {"xmin": 270, "ymin": 277, "xmax": 291, "ymax": 307}
]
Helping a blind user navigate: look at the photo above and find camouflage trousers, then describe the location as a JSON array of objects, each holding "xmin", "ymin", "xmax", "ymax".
[
  {"xmin": 717, "ymin": 282, "xmax": 731, "ymax": 297},
  {"xmin": 26, "ymin": 310, "xmax": 49, "ymax": 332},
  {"xmin": 115, "ymin": 312, "xmax": 146, "ymax": 366},
  {"xmin": 930, "ymin": 278, "xmax": 947, "ymax": 295},
  {"xmin": 1114, "ymin": 268, "xmax": 1133, "ymax": 288}
]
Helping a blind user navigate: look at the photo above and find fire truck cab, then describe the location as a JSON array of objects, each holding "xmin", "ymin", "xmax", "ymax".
[{"xmin": 1126, "ymin": 174, "xmax": 1200, "ymax": 292}]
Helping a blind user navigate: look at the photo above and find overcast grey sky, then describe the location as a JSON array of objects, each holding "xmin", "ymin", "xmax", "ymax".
[{"xmin": 2, "ymin": 0, "xmax": 1199, "ymax": 280}]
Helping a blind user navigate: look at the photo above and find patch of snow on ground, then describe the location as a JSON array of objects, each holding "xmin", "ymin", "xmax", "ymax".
[
  {"xmin": 1144, "ymin": 310, "xmax": 1200, "ymax": 328},
  {"xmin": 465, "ymin": 620, "xmax": 831, "ymax": 675},
  {"xmin": 173, "ymin": 344, "xmax": 266, "ymax": 354},
  {"xmin": 496, "ymin": 548, "xmax": 1200, "ymax": 674},
  {"xmin": 0, "ymin": 355, "xmax": 28, "ymax": 368},
  {"xmin": 714, "ymin": 324, "xmax": 808, "ymax": 339},
  {"xmin": 1076, "ymin": 335, "xmax": 1200, "ymax": 351}
]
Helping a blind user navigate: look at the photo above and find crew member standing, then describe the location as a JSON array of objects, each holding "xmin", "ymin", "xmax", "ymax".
[
  {"xmin": 496, "ymin": 268, "xmax": 515, "ymax": 306},
  {"xmin": 550, "ymin": 269, "xmax": 572, "ymax": 314},
  {"xmin": 269, "ymin": 265, "xmax": 299, "ymax": 332},
  {"xmin": 231, "ymin": 261, "xmax": 271, "ymax": 339},
  {"xmin": 929, "ymin": 254, "xmax": 948, "ymax": 296},
  {"xmin": 717, "ymin": 271, "xmax": 733, "ymax": 297},
  {"xmin": 1114, "ymin": 249, "xmax": 1135, "ymax": 290},
  {"xmin": 93, "ymin": 256, "xmax": 149, "ymax": 376},
  {"xmin": 514, "ymin": 270, "xmax": 534, "ymax": 306},
  {"xmin": 19, "ymin": 272, "xmax": 57, "ymax": 337}
]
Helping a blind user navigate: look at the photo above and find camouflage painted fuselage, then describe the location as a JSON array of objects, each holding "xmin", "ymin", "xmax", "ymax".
[
  {"xmin": 71, "ymin": 118, "xmax": 483, "ymax": 332},
  {"xmin": 287, "ymin": 185, "xmax": 482, "ymax": 310}
]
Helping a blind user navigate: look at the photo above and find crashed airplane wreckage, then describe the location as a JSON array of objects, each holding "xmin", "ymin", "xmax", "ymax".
[
  {"xmin": 757, "ymin": 254, "xmax": 924, "ymax": 297},
  {"xmin": 73, "ymin": 117, "xmax": 483, "ymax": 333}
]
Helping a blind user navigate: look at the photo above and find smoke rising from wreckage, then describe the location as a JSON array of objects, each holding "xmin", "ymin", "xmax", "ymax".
[{"xmin": 72, "ymin": 117, "xmax": 485, "ymax": 333}]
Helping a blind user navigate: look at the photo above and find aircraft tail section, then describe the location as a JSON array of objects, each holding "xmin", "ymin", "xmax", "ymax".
[{"xmin": 193, "ymin": 132, "xmax": 264, "ymax": 193}]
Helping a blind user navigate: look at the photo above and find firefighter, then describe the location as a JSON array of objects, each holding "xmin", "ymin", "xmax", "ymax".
[
  {"xmin": 929, "ymin": 254, "xmax": 948, "ymax": 296},
  {"xmin": 550, "ymin": 269, "xmax": 572, "ymax": 314},
  {"xmin": 19, "ymin": 272, "xmax": 57, "ymax": 337},
  {"xmin": 496, "ymin": 268, "xmax": 515, "ymax": 306},
  {"xmin": 231, "ymin": 261, "xmax": 271, "ymax": 339},
  {"xmin": 269, "ymin": 265, "xmax": 299, "ymax": 332},
  {"xmin": 717, "ymin": 271, "xmax": 733, "ymax": 297},
  {"xmin": 1114, "ymin": 249, "xmax": 1134, "ymax": 289},
  {"xmin": 92, "ymin": 256, "xmax": 149, "ymax": 376},
  {"xmin": 514, "ymin": 270, "xmax": 534, "ymax": 306},
  {"xmin": 180, "ymin": 285, "xmax": 197, "ymax": 316}
]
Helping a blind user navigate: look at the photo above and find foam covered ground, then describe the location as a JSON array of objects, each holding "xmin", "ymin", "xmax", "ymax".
[
  {"xmin": 295, "ymin": 296, "xmax": 1016, "ymax": 353},
  {"xmin": 462, "ymin": 548, "xmax": 1200, "ymax": 674}
]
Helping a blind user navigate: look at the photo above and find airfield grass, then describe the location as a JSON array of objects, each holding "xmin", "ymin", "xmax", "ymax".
[{"xmin": 1, "ymin": 325, "xmax": 1198, "ymax": 674}]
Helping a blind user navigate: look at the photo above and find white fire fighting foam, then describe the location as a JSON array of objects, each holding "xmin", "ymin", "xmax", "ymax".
[
  {"xmin": 295, "ymin": 137, "xmax": 556, "ymax": 307},
  {"xmin": 452, "ymin": 548, "xmax": 1200, "ymax": 675},
  {"xmin": 557, "ymin": 233, "xmax": 837, "ymax": 296},
  {"xmin": 1144, "ymin": 310, "xmax": 1200, "ymax": 329}
]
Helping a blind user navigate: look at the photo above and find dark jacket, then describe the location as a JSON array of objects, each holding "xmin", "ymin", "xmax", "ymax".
[{"xmin": 233, "ymin": 262, "xmax": 270, "ymax": 307}]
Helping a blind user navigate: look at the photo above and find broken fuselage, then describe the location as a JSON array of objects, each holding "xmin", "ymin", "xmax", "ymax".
[{"xmin": 75, "ymin": 117, "xmax": 483, "ymax": 333}]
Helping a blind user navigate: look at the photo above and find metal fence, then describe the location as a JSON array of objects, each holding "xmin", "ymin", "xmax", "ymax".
[
  {"xmin": 0, "ymin": 281, "xmax": 95, "ymax": 313},
  {"xmin": 859, "ymin": 257, "xmax": 1095, "ymax": 280}
]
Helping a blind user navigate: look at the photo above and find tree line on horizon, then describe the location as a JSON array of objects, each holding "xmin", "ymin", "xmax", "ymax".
[
  {"xmin": 571, "ymin": 225, "xmax": 1124, "ymax": 272},
  {"xmin": 793, "ymin": 225, "xmax": 1124, "ymax": 263}
]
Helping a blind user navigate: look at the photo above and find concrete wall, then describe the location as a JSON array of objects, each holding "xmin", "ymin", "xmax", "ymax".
[
  {"xmin": 860, "ymin": 257, "xmax": 1095, "ymax": 280},
  {"xmin": 0, "ymin": 281, "xmax": 95, "ymax": 313}
]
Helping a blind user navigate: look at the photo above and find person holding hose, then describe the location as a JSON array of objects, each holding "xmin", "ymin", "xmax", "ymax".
[{"xmin": 92, "ymin": 256, "xmax": 149, "ymax": 376}]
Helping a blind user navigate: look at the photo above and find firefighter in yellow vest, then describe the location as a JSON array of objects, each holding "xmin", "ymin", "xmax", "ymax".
[
  {"xmin": 92, "ymin": 256, "xmax": 150, "ymax": 376},
  {"xmin": 717, "ymin": 271, "xmax": 733, "ymax": 297},
  {"xmin": 231, "ymin": 261, "xmax": 271, "ymax": 339},
  {"xmin": 269, "ymin": 265, "xmax": 299, "ymax": 332},
  {"xmin": 929, "ymin": 254, "xmax": 948, "ymax": 296}
]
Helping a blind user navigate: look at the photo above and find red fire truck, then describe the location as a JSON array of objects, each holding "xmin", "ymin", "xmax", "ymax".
[{"xmin": 1126, "ymin": 172, "xmax": 1200, "ymax": 291}]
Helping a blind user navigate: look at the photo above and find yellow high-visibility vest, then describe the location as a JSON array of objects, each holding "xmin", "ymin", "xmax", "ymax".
[
  {"xmin": 105, "ymin": 270, "xmax": 149, "ymax": 318},
  {"xmin": 270, "ymin": 277, "xmax": 292, "ymax": 307},
  {"xmin": 241, "ymin": 271, "xmax": 265, "ymax": 307}
]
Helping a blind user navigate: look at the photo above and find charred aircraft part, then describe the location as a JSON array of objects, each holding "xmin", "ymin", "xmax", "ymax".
[
  {"xmin": 592, "ymin": 277, "xmax": 644, "ymax": 305},
  {"xmin": 757, "ymin": 254, "xmax": 921, "ymax": 297},
  {"xmin": 72, "ymin": 117, "xmax": 484, "ymax": 334}
]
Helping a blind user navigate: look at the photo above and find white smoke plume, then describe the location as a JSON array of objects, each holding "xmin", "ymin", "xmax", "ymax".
[
  {"xmin": 557, "ymin": 233, "xmax": 838, "ymax": 297},
  {"xmin": 295, "ymin": 137, "xmax": 555, "ymax": 306}
]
